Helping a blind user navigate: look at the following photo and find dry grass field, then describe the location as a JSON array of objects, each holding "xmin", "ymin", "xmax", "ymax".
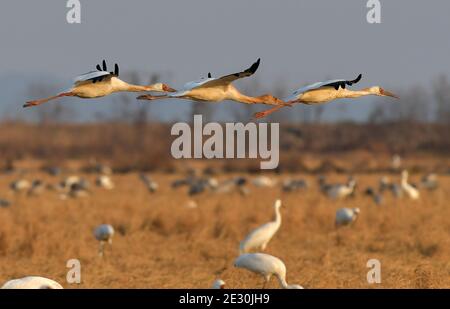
[{"xmin": 1, "ymin": 167, "xmax": 449, "ymax": 288}]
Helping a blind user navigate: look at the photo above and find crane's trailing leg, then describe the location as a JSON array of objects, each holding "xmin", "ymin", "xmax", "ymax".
[
  {"xmin": 98, "ymin": 241, "xmax": 105, "ymax": 257},
  {"xmin": 23, "ymin": 92, "xmax": 74, "ymax": 108},
  {"xmin": 108, "ymin": 238, "xmax": 113, "ymax": 254},
  {"xmin": 253, "ymin": 105, "xmax": 285, "ymax": 119},
  {"xmin": 136, "ymin": 94, "xmax": 170, "ymax": 101},
  {"xmin": 255, "ymin": 94, "xmax": 292, "ymax": 107}
]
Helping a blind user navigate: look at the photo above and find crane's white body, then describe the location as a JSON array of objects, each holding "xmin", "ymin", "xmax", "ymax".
[
  {"xmin": 239, "ymin": 200, "xmax": 282, "ymax": 254},
  {"xmin": 142, "ymin": 62, "xmax": 255, "ymax": 102},
  {"xmin": 401, "ymin": 170, "xmax": 420, "ymax": 200},
  {"xmin": 96, "ymin": 175, "xmax": 115, "ymax": 190},
  {"xmin": 62, "ymin": 176, "xmax": 82, "ymax": 189},
  {"xmin": 335, "ymin": 208, "xmax": 360, "ymax": 227},
  {"xmin": 10, "ymin": 179, "xmax": 31, "ymax": 192},
  {"xmin": 252, "ymin": 176, "xmax": 277, "ymax": 188},
  {"xmin": 211, "ymin": 279, "xmax": 225, "ymax": 289},
  {"xmin": 326, "ymin": 180, "xmax": 356, "ymax": 199},
  {"xmin": 169, "ymin": 81, "xmax": 239, "ymax": 102},
  {"xmin": 1, "ymin": 276, "xmax": 63, "ymax": 289},
  {"xmin": 234, "ymin": 253, "xmax": 303, "ymax": 289},
  {"xmin": 72, "ymin": 76, "xmax": 139, "ymax": 98},
  {"xmin": 284, "ymin": 84, "xmax": 386, "ymax": 104}
]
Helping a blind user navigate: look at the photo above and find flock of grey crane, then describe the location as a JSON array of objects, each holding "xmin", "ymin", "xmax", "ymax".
[{"xmin": 0, "ymin": 156, "xmax": 441, "ymax": 288}]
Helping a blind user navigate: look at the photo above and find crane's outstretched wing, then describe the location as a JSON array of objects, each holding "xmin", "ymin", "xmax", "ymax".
[
  {"xmin": 322, "ymin": 74, "xmax": 362, "ymax": 90},
  {"xmin": 284, "ymin": 74, "xmax": 362, "ymax": 102},
  {"xmin": 74, "ymin": 60, "xmax": 120, "ymax": 85},
  {"xmin": 185, "ymin": 58, "xmax": 261, "ymax": 90},
  {"xmin": 74, "ymin": 71, "xmax": 112, "ymax": 84}
]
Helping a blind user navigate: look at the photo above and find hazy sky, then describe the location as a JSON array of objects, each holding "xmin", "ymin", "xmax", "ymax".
[{"xmin": 1, "ymin": 0, "xmax": 449, "ymax": 122}]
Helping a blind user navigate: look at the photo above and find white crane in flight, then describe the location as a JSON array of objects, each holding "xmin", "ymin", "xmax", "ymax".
[
  {"xmin": 254, "ymin": 74, "xmax": 398, "ymax": 118},
  {"xmin": 137, "ymin": 58, "xmax": 289, "ymax": 108},
  {"xmin": 24, "ymin": 60, "xmax": 175, "ymax": 107}
]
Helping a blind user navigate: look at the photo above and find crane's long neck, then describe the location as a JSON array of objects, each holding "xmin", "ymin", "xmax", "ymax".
[
  {"xmin": 119, "ymin": 82, "xmax": 153, "ymax": 92},
  {"xmin": 274, "ymin": 206, "xmax": 282, "ymax": 226},
  {"xmin": 229, "ymin": 89, "xmax": 262, "ymax": 104},
  {"xmin": 113, "ymin": 78, "xmax": 162, "ymax": 93},
  {"xmin": 401, "ymin": 174, "xmax": 408, "ymax": 186},
  {"xmin": 275, "ymin": 273, "xmax": 289, "ymax": 289},
  {"xmin": 228, "ymin": 86, "xmax": 282, "ymax": 106},
  {"xmin": 337, "ymin": 88, "xmax": 374, "ymax": 99}
]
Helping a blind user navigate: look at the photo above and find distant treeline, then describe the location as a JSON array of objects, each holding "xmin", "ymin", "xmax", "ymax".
[{"xmin": 0, "ymin": 122, "xmax": 449, "ymax": 173}]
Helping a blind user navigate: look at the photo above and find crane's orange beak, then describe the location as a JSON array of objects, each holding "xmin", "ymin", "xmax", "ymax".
[{"xmin": 380, "ymin": 88, "xmax": 399, "ymax": 99}]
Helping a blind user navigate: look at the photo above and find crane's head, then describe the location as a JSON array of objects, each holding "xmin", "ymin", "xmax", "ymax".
[
  {"xmin": 147, "ymin": 83, "xmax": 177, "ymax": 93},
  {"xmin": 274, "ymin": 199, "xmax": 282, "ymax": 209},
  {"xmin": 348, "ymin": 177, "xmax": 357, "ymax": 188},
  {"xmin": 353, "ymin": 208, "xmax": 361, "ymax": 215},
  {"xmin": 369, "ymin": 86, "xmax": 399, "ymax": 99},
  {"xmin": 401, "ymin": 170, "xmax": 409, "ymax": 181}
]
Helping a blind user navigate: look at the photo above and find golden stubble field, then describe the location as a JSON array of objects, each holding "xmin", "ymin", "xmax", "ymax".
[{"xmin": 0, "ymin": 171, "xmax": 449, "ymax": 288}]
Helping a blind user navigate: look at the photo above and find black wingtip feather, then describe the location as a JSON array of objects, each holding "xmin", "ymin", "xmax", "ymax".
[
  {"xmin": 247, "ymin": 58, "xmax": 261, "ymax": 75},
  {"xmin": 102, "ymin": 60, "xmax": 107, "ymax": 71},
  {"xmin": 346, "ymin": 74, "xmax": 362, "ymax": 86},
  {"xmin": 208, "ymin": 72, "xmax": 211, "ymax": 78},
  {"xmin": 96, "ymin": 64, "xmax": 101, "ymax": 71},
  {"xmin": 115, "ymin": 63, "xmax": 119, "ymax": 76}
]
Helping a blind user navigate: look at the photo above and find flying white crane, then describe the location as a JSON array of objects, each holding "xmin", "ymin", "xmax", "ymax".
[
  {"xmin": 211, "ymin": 279, "xmax": 225, "ymax": 289},
  {"xmin": 254, "ymin": 74, "xmax": 398, "ymax": 118},
  {"xmin": 1, "ymin": 276, "xmax": 63, "ymax": 289},
  {"xmin": 335, "ymin": 208, "xmax": 360, "ymax": 227},
  {"xmin": 239, "ymin": 199, "xmax": 282, "ymax": 254},
  {"xmin": 137, "ymin": 59, "xmax": 289, "ymax": 107},
  {"xmin": 24, "ymin": 60, "xmax": 175, "ymax": 107},
  {"xmin": 234, "ymin": 253, "xmax": 303, "ymax": 289},
  {"xmin": 401, "ymin": 170, "xmax": 420, "ymax": 200},
  {"xmin": 94, "ymin": 224, "xmax": 115, "ymax": 257}
]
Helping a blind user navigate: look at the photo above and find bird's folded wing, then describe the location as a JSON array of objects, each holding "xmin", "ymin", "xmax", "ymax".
[
  {"xmin": 73, "ymin": 71, "xmax": 112, "ymax": 84},
  {"xmin": 191, "ymin": 58, "xmax": 261, "ymax": 89}
]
